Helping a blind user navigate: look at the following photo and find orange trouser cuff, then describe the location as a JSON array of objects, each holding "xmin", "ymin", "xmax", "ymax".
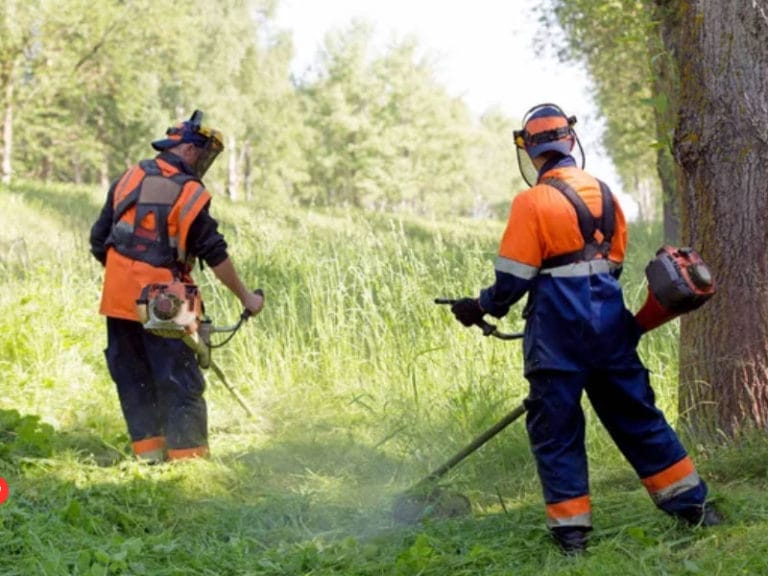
[
  {"xmin": 132, "ymin": 436, "xmax": 166, "ymax": 458},
  {"xmin": 167, "ymin": 446, "xmax": 209, "ymax": 460},
  {"xmin": 641, "ymin": 456, "xmax": 695, "ymax": 492}
]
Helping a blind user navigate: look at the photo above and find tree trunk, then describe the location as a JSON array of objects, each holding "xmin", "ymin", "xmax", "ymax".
[
  {"xmin": 226, "ymin": 134, "xmax": 238, "ymax": 200},
  {"xmin": 242, "ymin": 140, "xmax": 252, "ymax": 201},
  {"xmin": 72, "ymin": 155, "xmax": 82, "ymax": 184},
  {"xmin": 634, "ymin": 175, "xmax": 658, "ymax": 222},
  {"xmin": 2, "ymin": 77, "xmax": 13, "ymax": 185},
  {"xmin": 659, "ymin": 148, "xmax": 680, "ymax": 244},
  {"xmin": 666, "ymin": 0, "xmax": 768, "ymax": 438},
  {"xmin": 647, "ymin": 2, "xmax": 682, "ymax": 244}
]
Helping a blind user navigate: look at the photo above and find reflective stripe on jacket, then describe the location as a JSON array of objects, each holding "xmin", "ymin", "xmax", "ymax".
[
  {"xmin": 99, "ymin": 158, "xmax": 211, "ymax": 321},
  {"xmin": 484, "ymin": 161, "xmax": 642, "ymax": 374}
]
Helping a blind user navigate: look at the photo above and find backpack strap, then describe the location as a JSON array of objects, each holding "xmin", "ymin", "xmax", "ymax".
[
  {"xmin": 107, "ymin": 159, "xmax": 199, "ymax": 270},
  {"xmin": 113, "ymin": 159, "xmax": 197, "ymax": 222},
  {"xmin": 540, "ymin": 177, "xmax": 615, "ymax": 268},
  {"xmin": 598, "ymin": 179, "xmax": 615, "ymax": 249}
]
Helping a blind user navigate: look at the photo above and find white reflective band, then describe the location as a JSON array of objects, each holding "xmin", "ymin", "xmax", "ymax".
[
  {"xmin": 546, "ymin": 512, "xmax": 593, "ymax": 529},
  {"xmin": 540, "ymin": 259, "xmax": 619, "ymax": 277},
  {"xmin": 136, "ymin": 448, "xmax": 165, "ymax": 463},
  {"xmin": 494, "ymin": 256, "xmax": 539, "ymax": 279},
  {"xmin": 648, "ymin": 471, "xmax": 702, "ymax": 505}
]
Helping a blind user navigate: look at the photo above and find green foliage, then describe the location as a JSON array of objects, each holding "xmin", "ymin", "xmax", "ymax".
[
  {"xmin": 1, "ymin": 3, "xmax": 524, "ymax": 219},
  {"xmin": 0, "ymin": 180, "xmax": 764, "ymax": 574},
  {"xmin": 537, "ymin": 0, "xmax": 663, "ymax": 219},
  {"xmin": 295, "ymin": 22, "xmax": 524, "ymax": 216}
]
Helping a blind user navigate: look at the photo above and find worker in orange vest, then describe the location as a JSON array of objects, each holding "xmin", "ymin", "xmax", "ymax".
[
  {"xmin": 90, "ymin": 111, "xmax": 263, "ymax": 463},
  {"xmin": 450, "ymin": 103, "xmax": 721, "ymax": 554}
]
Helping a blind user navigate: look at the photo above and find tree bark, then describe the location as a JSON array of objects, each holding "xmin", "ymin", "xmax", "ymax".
[
  {"xmin": 666, "ymin": 0, "xmax": 768, "ymax": 438},
  {"xmin": 226, "ymin": 134, "xmax": 239, "ymax": 200}
]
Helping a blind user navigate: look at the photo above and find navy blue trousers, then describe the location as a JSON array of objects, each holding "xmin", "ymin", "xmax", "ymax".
[
  {"xmin": 105, "ymin": 317, "xmax": 208, "ymax": 457},
  {"xmin": 525, "ymin": 368, "xmax": 707, "ymax": 519}
]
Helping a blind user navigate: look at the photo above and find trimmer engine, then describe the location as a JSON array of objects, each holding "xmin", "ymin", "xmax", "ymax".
[
  {"xmin": 635, "ymin": 245, "xmax": 716, "ymax": 332},
  {"xmin": 136, "ymin": 281, "xmax": 204, "ymax": 339}
]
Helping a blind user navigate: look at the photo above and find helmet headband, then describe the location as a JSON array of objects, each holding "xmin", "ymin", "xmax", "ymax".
[{"xmin": 513, "ymin": 103, "xmax": 585, "ymax": 186}]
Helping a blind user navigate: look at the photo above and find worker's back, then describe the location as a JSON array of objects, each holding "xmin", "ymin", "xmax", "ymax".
[{"xmin": 511, "ymin": 164, "xmax": 642, "ymax": 374}]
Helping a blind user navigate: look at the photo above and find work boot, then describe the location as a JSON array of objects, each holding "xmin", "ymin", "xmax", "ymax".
[
  {"xmin": 677, "ymin": 501, "xmax": 724, "ymax": 527},
  {"xmin": 550, "ymin": 526, "xmax": 590, "ymax": 556}
]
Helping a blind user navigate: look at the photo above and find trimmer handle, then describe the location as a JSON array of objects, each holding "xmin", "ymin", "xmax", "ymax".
[
  {"xmin": 435, "ymin": 297, "xmax": 524, "ymax": 340},
  {"xmin": 241, "ymin": 288, "xmax": 264, "ymax": 321}
]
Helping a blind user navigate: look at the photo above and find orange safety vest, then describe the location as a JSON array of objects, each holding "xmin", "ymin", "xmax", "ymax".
[{"xmin": 99, "ymin": 158, "xmax": 211, "ymax": 321}]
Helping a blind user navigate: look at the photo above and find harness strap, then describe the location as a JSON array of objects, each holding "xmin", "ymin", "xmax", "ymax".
[
  {"xmin": 113, "ymin": 160, "xmax": 194, "ymax": 222},
  {"xmin": 107, "ymin": 159, "xmax": 199, "ymax": 270},
  {"xmin": 540, "ymin": 177, "xmax": 615, "ymax": 269},
  {"xmin": 598, "ymin": 180, "xmax": 615, "ymax": 247}
]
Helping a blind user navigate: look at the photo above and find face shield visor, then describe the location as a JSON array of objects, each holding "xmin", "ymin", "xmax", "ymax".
[
  {"xmin": 189, "ymin": 125, "xmax": 223, "ymax": 179},
  {"xmin": 152, "ymin": 110, "xmax": 224, "ymax": 179},
  {"xmin": 513, "ymin": 103, "xmax": 585, "ymax": 186}
]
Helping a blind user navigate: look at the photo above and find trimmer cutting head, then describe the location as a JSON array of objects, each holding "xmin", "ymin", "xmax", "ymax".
[{"xmin": 391, "ymin": 486, "xmax": 472, "ymax": 524}]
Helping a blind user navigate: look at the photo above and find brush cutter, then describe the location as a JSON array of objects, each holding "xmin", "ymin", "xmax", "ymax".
[
  {"xmin": 136, "ymin": 282, "xmax": 262, "ymax": 421},
  {"xmin": 391, "ymin": 299, "xmax": 527, "ymax": 524}
]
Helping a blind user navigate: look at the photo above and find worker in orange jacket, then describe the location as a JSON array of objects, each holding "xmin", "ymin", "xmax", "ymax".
[
  {"xmin": 90, "ymin": 111, "xmax": 263, "ymax": 462},
  {"xmin": 450, "ymin": 103, "xmax": 721, "ymax": 554}
]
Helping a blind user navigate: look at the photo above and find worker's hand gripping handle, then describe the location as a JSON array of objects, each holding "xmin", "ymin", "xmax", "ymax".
[
  {"xmin": 434, "ymin": 297, "xmax": 523, "ymax": 340},
  {"xmin": 241, "ymin": 288, "xmax": 265, "ymax": 321}
]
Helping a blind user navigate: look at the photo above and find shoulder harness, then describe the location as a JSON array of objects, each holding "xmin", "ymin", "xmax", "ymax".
[
  {"xmin": 540, "ymin": 177, "xmax": 615, "ymax": 268},
  {"xmin": 106, "ymin": 159, "xmax": 199, "ymax": 270}
]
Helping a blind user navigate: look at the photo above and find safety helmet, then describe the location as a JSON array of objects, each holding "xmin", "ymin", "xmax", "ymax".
[
  {"xmin": 151, "ymin": 110, "xmax": 224, "ymax": 178},
  {"xmin": 513, "ymin": 103, "xmax": 584, "ymax": 186}
]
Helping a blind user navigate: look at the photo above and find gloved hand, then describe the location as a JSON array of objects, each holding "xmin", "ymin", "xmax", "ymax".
[{"xmin": 451, "ymin": 298, "xmax": 485, "ymax": 327}]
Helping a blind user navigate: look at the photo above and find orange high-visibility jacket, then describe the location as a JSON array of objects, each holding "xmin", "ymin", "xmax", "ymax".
[{"xmin": 99, "ymin": 157, "xmax": 211, "ymax": 321}]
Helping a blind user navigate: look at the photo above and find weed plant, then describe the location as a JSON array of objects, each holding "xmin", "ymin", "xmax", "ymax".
[{"xmin": 1, "ymin": 181, "xmax": 767, "ymax": 575}]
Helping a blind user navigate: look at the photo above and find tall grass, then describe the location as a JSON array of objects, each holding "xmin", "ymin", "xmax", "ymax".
[{"xmin": 1, "ymin": 180, "xmax": 767, "ymax": 575}]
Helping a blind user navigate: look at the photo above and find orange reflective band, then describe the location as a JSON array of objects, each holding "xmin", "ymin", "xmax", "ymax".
[
  {"xmin": 525, "ymin": 116, "xmax": 568, "ymax": 135},
  {"xmin": 167, "ymin": 446, "xmax": 209, "ymax": 460},
  {"xmin": 132, "ymin": 436, "xmax": 166, "ymax": 455},
  {"xmin": 114, "ymin": 166, "xmax": 144, "ymax": 204},
  {"xmin": 546, "ymin": 495, "xmax": 591, "ymax": 519},
  {"xmin": 641, "ymin": 456, "xmax": 696, "ymax": 492}
]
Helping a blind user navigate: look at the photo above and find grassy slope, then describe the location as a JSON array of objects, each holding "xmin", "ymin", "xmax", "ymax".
[{"xmin": 1, "ymin": 180, "xmax": 767, "ymax": 575}]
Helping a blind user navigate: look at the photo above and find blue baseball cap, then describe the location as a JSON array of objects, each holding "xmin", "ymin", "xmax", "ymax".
[{"xmin": 151, "ymin": 120, "xmax": 213, "ymax": 151}]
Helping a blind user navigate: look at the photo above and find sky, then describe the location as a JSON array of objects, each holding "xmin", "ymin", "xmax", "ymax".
[{"xmin": 272, "ymin": 0, "xmax": 638, "ymax": 217}]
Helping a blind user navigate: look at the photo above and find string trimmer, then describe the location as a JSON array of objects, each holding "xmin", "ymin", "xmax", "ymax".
[
  {"xmin": 136, "ymin": 281, "xmax": 261, "ymax": 420},
  {"xmin": 391, "ymin": 298, "xmax": 527, "ymax": 524}
]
